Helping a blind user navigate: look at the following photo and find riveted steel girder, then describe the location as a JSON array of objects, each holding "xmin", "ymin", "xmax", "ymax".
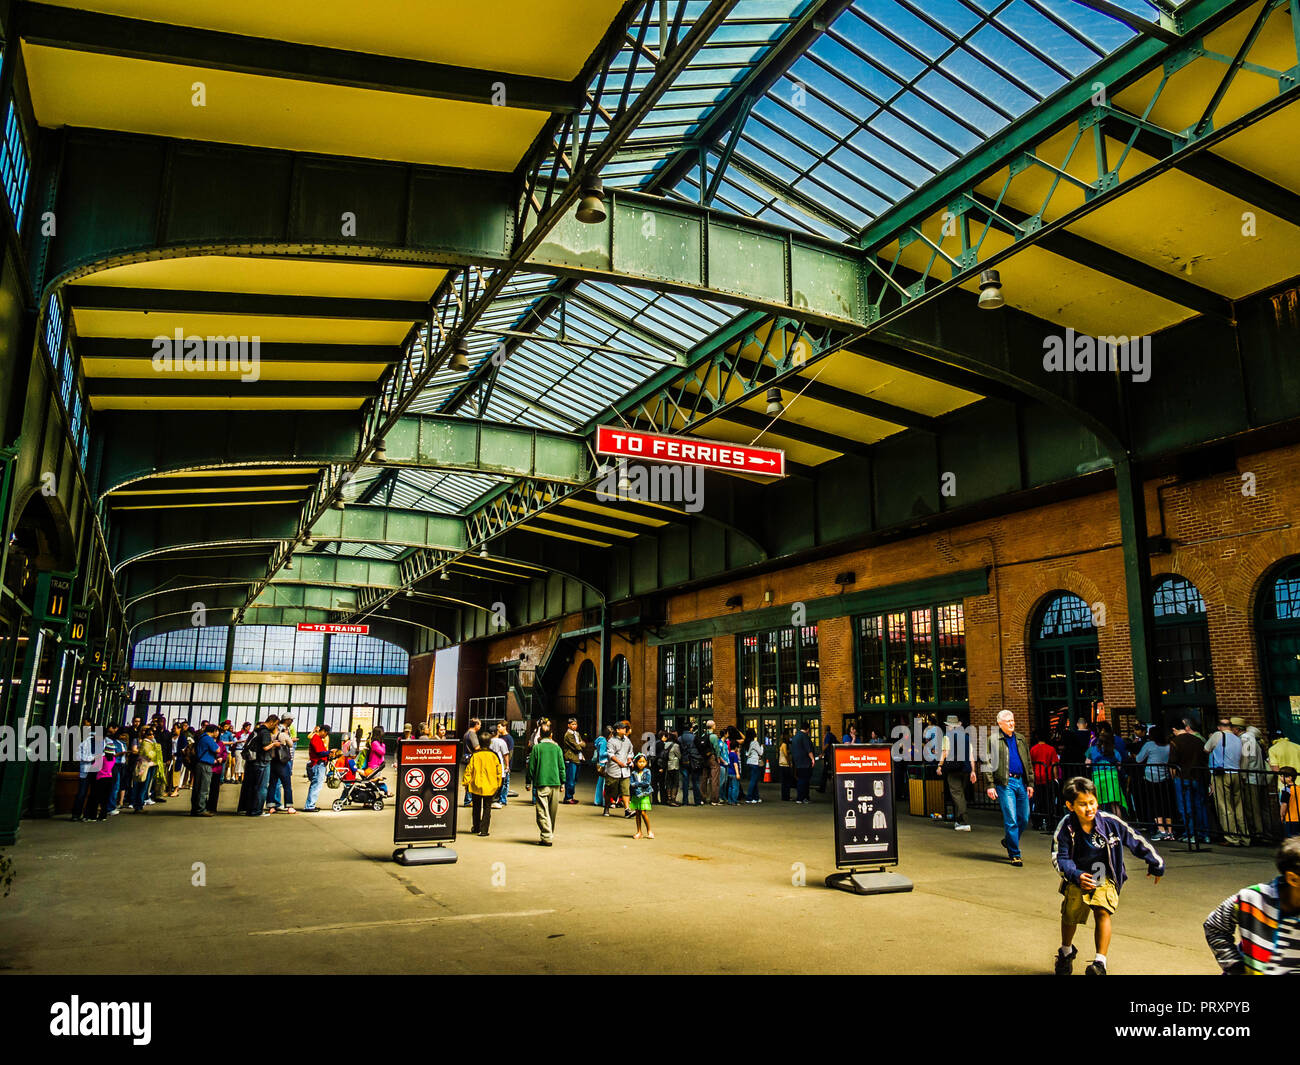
[{"xmin": 97, "ymin": 411, "xmax": 589, "ymax": 495}]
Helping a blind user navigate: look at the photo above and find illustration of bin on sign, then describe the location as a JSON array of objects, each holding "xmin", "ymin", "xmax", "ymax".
[{"xmin": 845, "ymin": 809, "xmax": 857, "ymax": 829}]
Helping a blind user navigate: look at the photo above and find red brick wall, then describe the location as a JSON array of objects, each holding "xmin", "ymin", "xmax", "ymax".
[{"xmin": 471, "ymin": 441, "xmax": 1300, "ymax": 740}]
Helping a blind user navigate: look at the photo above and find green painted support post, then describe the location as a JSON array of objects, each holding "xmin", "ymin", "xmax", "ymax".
[
  {"xmin": 1114, "ymin": 455, "xmax": 1160, "ymax": 725},
  {"xmin": 218, "ymin": 624, "xmax": 235, "ymax": 723},
  {"xmin": 317, "ymin": 634, "xmax": 332, "ymax": 734},
  {"xmin": 0, "ymin": 627, "xmax": 47, "ymax": 845},
  {"xmin": 596, "ymin": 605, "xmax": 610, "ymax": 732},
  {"xmin": 27, "ymin": 647, "xmax": 77, "ymax": 818}
]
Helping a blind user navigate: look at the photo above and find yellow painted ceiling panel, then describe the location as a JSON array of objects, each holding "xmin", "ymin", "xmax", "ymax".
[
  {"xmin": 758, "ymin": 391, "xmax": 901, "ymax": 444},
  {"xmin": 887, "ymin": 215, "xmax": 1189, "ymax": 336},
  {"xmin": 72, "ymin": 308, "xmax": 410, "ymax": 345},
  {"xmin": 80, "ymin": 358, "xmax": 385, "ymax": 381},
  {"xmin": 535, "ymin": 511, "xmax": 637, "ymax": 538},
  {"xmin": 114, "ymin": 499, "xmax": 304, "ymax": 509},
  {"xmin": 79, "ymin": 256, "xmax": 448, "ymax": 300},
  {"xmin": 1206, "ymin": 104, "xmax": 1300, "ymax": 198},
  {"xmin": 112, "ymin": 483, "xmax": 312, "ymax": 495},
  {"xmin": 561, "ymin": 499, "xmax": 666, "ymax": 527},
  {"xmin": 37, "ymin": 0, "xmax": 628, "ymax": 80},
  {"xmin": 1115, "ymin": 5, "xmax": 1296, "ymax": 137},
  {"xmin": 515, "ymin": 523, "xmax": 610, "ymax": 547},
  {"xmin": 815, "ymin": 349, "xmax": 981, "ymax": 416},
  {"xmin": 978, "ymin": 241, "xmax": 1188, "ymax": 336},
  {"xmin": 1067, "ymin": 169, "xmax": 1300, "ymax": 301},
  {"xmin": 702, "ymin": 417, "xmax": 839, "ymax": 466},
  {"xmin": 23, "ymin": 45, "xmax": 546, "ymax": 170},
  {"xmin": 152, "ymin": 467, "xmax": 321, "ymax": 477},
  {"xmin": 90, "ymin": 396, "xmax": 363, "ymax": 411}
]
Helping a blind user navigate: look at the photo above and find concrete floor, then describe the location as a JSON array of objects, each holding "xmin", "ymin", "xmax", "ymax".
[{"xmin": 0, "ymin": 773, "xmax": 1277, "ymax": 975}]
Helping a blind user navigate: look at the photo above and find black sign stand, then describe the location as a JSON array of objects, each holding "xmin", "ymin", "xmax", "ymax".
[
  {"xmin": 825, "ymin": 744, "xmax": 914, "ymax": 896},
  {"xmin": 392, "ymin": 739, "xmax": 460, "ymax": 866}
]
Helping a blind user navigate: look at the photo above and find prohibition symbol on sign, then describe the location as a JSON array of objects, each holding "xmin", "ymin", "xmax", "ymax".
[
  {"xmin": 402, "ymin": 795, "xmax": 423, "ymax": 817},
  {"xmin": 430, "ymin": 795, "xmax": 450, "ymax": 816},
  {"xmin": 404, "ymin": 768, "xmax": 425, "ymax": 790},
  {"xmin": 431, "ymin": 767, "xmax": 451, "ymax": 789}
]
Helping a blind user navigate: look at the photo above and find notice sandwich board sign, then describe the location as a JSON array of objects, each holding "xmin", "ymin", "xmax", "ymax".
[
  {"xmin": 595, "ymin": 425, "xmax": 784, "ymax": 477},
  {"xmin": 394, "ymin": 739, "xmax": 459, "ymax": 846},
  {"xmin": 831, "ymin": 744, "xmax": 898, "ymax": 868}
]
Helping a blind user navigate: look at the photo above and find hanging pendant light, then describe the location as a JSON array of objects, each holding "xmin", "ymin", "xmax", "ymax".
[
  {"xmin": 765, "ymin": 387, "xmax": 784, "ymax": 416},
  {"xmin": 372, "ymin": 437, "xmax": 387, "ymax": 462},
  {"xmin": 575, "ymin": 179, "xmax": 607, "ymax": 224},
  {"xmin": 977, "ymin": 268, "xmax": 1004, "ymax": 310},
  {"xmin": 449, "ymin": 338, "xmax": 470, "ymax": 372}
]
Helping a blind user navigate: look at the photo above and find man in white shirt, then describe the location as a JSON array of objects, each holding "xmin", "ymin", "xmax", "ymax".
[
  {"xmin": 603, "ymin": 721, "xmax": 635, "ymax": 818},
  {"xmin": 489, "ymin": 723, "xmax": 511, "ymax": 809}
]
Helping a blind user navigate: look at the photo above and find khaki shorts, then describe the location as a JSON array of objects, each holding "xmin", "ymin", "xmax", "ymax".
[
  {"xmin": 1060, "ymin": 879, "xmax": 1120, "ymax": 924},
  {"xmin": 604, "ymin": 775, "xmax": 630, "ymax": 799}
]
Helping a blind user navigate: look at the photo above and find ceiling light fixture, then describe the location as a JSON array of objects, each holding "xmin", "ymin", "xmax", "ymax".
[
  {"xmin": 765, "ymin": 387, "xmax": 784, "ymax": 416},
  {"xmin": 449, "ymin": 338, "xmax": 470, "ymax": 373},
  {"xmin": 977, "ymin": 268, "xmax": 1004, "ymax": 310},
  {"xmin": 372, "ymin": 437, "xmax": 387, "ymax": 462},
  {"xmin": 575, "ymin": 179, "xmax": 607, "ymax": 224},
  {"xmin": 440, "ymin": 570, "xmax": 450, "ymax": 581},
  {"xmin": 479, "ymin": 544, "xmax": 489, "ymax": 558}
]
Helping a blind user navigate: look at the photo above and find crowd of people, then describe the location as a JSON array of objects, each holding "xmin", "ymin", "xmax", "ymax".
[
  {"xmin": 68, "ymin": 713, "xmax": 396, "ymax": 820},
  {"xmin": 56, "ymin": 704, "xmax": 1300, "ymax": 973},
  {"xmin": 1005, "ymin": 707, "xmax": 1300, "ymax": 847}
]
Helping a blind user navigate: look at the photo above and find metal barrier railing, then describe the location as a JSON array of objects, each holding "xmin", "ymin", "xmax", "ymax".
[{"xmin": 917, "ymin": 759, "xmax": 1295, "ymax": 850}]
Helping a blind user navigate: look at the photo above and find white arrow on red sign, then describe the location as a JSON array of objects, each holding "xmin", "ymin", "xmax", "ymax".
[{"xmin": 596, "ymin": 425, "xmax": 784, "ymax": 478}]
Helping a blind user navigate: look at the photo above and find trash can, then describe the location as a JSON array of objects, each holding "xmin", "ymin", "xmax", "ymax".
[{"xmin": 907, "ymin": 763, "xmax": 945, "ymax": 817}]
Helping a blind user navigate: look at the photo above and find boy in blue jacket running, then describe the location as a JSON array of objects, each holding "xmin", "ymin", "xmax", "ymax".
[{"xmin": 1051, "ymin": 775, "xmax": 1164, "ymax": 975}]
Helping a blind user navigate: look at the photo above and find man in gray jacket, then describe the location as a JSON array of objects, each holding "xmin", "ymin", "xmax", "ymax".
[{"xmin": 980, "ymin": 710, "xmax": 1035, "ymax": 866}]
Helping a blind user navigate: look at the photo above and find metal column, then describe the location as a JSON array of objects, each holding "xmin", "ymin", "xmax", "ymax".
[{"xmin": 1114, "ymin": 455, "xmax": 1160, "ymax": 725}]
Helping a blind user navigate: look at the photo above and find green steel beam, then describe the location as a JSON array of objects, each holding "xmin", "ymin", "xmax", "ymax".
[
  {"xmin": 96, "ymin": 411, "xmax": 588, "ymax": 495},
  {"xmin": 16, "ymin": 2, "xmax": 581, "ymax": 113},
  {"xmin": 64, "ymin": 285, "xmax": 430, "ymax": 321}
]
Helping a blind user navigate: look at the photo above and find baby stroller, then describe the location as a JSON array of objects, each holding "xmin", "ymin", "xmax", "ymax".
[{"xmin": 331, "ymin": 756, "xmax": 389, "ymax": 812}]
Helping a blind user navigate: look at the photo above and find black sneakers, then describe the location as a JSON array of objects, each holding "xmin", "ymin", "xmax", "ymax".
[
  {"xmin": 1054, "ymin": 946, "xmax": 1077, "ymax": 976},
  {"xmin": 1085, "ymin": 959, "xmax": 1107, "ymax": 976}
]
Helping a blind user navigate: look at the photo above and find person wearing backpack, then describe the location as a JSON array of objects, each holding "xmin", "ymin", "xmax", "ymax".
[
  {"xmin": 266, "ymin": 716, "xmax": 297, "ymax": 814},
  {"xmin": 242, "ymin": 716, "xmax": 282, "ymax": 817},
  {"xmin": 460, "ymin": 718, "xmax": 482, "ymax": 807},
  {"xmin": 698, "ymin": 722, "xmax": 719, "ymax": 805},
  {"xmin": 664, "ymin": 731, "xmax": 682, "ymax": 806},
  {"xmin": 678, "ymin": 723, "xmax": 703, "ymax": 806}
]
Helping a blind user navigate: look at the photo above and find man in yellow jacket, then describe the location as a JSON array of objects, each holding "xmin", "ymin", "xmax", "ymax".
[{"xmin": 465, "ymin": 742, "xmax": 504, "ymax": 836}]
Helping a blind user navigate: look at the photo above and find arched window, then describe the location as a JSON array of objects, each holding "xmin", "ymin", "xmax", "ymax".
[
  {"xmin": 575, "ymin": 659, "xmax": 598, "ymax": 743},
  {"xmin": 1030, "ymin": 592, "xmax": 1102, "ymax": 737},
  {"xmin": 1258, "ymin": 558, "xmax": 1300, "ymax": 741},
  {"xmin": 1152, "ymin": 575, "xmax": 1214, "ymax": 725},
  {"xmin": 609, "ymin": 654, "xmax": 631, "ymax": 724}
]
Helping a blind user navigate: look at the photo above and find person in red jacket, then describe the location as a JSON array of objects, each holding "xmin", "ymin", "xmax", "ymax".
[
  {"xmin": 1030, "ymin": 732, "xmax": 1062, "ymax": 830},
  {"xmin": 303, "ymin": 724, "xmax": 332, "ymax": 813}
]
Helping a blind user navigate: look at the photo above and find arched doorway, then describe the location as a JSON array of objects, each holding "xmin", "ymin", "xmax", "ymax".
[
  {"xmin": 575, "ymin": 659, "xmax": 598, "ymax": 744},
  {"xmin": 1153, "ymin": 574, "xmax": 1215, "ymax": 731},
  {"xmin": 1030, "ymin": 592, "xmax": 1102, "ymax": 738},
  {"xmin": 1258, "ymin": 557, "xmax": 1300, "ymax": 741},
  {"xmin": 608, "ymin": 654, "xmax": 630, "ymax": 727}
]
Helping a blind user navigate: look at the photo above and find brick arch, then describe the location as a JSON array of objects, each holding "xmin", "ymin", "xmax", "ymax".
[{"xmin": 1000, "ymin": 570, "xmax": 1109, "ymax": 721}]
